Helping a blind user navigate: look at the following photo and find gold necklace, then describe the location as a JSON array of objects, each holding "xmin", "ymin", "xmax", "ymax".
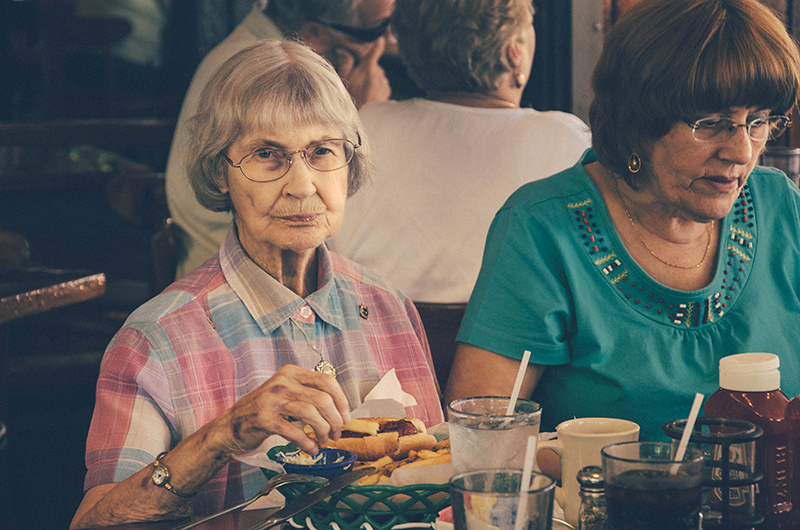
[
  {"xmin": 427, "ymin": 91, "xmax": 518, "ymax": 109},
  {"xmin": 289, "ymin": 317, "xmax": 337, "ymax": 379},
  {"xmin": 613, "ymin": 179, "xmax": 714, "ymax": 270}
]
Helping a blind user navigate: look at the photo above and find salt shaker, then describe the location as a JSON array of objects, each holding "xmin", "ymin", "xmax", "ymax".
[{"xmin": 577, "ymin": 465, "xmax": 608, "ymax": 530}]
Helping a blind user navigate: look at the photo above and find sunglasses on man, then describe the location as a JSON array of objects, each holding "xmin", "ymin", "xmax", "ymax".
[{"xmin": 318, "ymin": 17, "xmax": 391, "ymax": 43}]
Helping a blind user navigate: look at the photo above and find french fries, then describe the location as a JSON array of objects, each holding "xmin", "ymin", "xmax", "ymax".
[{"xmin": 355, "ymin": 441, "xmax": 452, "ymax": 485}]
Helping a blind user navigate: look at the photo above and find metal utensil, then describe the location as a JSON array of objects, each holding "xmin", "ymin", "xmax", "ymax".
[
  {"xmin": 246, "ymin": 466, "xmax": 376, "ymax": 530},
  {"xmin": 171, "ymin": 473, "xmax": 326, "ymax": 530}
]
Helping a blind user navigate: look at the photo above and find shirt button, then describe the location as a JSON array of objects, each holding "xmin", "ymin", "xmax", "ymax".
[{"xmin": 299, "ymin": 305, "xmax": 313, "ymax": 318}]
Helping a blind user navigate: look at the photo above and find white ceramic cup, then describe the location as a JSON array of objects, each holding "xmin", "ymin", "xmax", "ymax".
[{"xmin": 536, "ymin": 417, "xmax": 640, "ymax": 527}]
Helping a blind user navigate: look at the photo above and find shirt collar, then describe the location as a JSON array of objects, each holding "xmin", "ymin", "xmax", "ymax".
[{"xmin": 219, "ymin": 225, "xmax": 345, "ymax": 334}]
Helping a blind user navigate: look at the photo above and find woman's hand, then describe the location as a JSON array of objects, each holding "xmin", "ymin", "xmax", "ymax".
[
  {"xmin": 222, "ymin": 365, "xmax": 352, "ymax": 456},
  {"xmin": 70, "ymin": 365, "xmax": 351, "ymax": 529}
]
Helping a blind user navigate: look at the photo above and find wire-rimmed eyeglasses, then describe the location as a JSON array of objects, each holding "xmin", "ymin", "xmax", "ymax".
[
  {"xmin": 686, "ymin": 115, "xmax": 791, "ymax": 143},
  {"xmin": 223, "ymin": 136, "xmax": 360, "ymax": 183}
]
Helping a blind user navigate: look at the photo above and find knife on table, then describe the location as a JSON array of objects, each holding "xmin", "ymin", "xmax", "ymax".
[{"xmin": 246, "ymin": 466, "xmax": 376, "ymax": 530}]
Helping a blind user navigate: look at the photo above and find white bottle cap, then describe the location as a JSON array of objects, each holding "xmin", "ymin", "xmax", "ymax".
[{"xmin": 719, "ymin": 352, "xmax": 780, "ymax": 392}]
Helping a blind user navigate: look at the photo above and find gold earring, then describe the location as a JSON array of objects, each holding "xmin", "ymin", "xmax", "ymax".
[
  {"xmin": 627, "ymin": 153, "xmax": 641, "ymax": 173},
  {"xmin": 515, "ymin": 73, "xmax": 526, "ymax": 88}
]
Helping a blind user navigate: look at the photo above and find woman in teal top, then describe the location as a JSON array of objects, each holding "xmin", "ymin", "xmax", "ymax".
[{"xmin": 445, "ymin": 0, "xmax": 800, "ymax": 441}]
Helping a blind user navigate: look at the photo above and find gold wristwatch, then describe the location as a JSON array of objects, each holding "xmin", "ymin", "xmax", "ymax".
[{"xmin": 151, "ymin": 451, "xmax": 194, "ymax": 498}]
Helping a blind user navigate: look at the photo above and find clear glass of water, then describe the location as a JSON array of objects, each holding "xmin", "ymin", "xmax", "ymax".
[
  {"xmin": 450, "ymin": 469, "xmax": 555, "ymax": 530},
  {"xmin": 448, "ymin": 396, "xmax": 542, "ymax": 475}
]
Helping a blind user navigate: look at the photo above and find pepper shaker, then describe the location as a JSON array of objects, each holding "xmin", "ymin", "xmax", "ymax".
[{"xmin": 577, "ymin": 465, "xmax": 608, "ymax": 530}]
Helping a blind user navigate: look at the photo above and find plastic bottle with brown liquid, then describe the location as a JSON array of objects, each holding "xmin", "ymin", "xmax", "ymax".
[
  {"xmin": 704, "ymin": 352, "xmax": 791, "ymax": 529},
  {"xmin": 783, "ymin": 391, "xmax": 800, "ymax": 526}
]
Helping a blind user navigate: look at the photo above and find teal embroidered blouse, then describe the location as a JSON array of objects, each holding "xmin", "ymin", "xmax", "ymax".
[{"xmin": 458, "ymin": 149, "xmax": 800, "ymax": 440}]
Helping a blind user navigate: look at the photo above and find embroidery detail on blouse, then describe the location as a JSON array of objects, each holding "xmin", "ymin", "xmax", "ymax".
[
  {"xmin": 610, "ymin": 270, "xmax": 628, "ymax": 284},
  {"xmin": 595, "ymin": 253, "xmax": 617, "ymax": 266},
  {"xmin": 727, "ymin": 244, "xmax": 751, "ymax": 261},
  {"xmin": 569, "ymin": 198, "xmax": 593, "ymax": 209},
  {"xmin": 572, "ymin": 185, "xmax": 756, "ymax": 328}
]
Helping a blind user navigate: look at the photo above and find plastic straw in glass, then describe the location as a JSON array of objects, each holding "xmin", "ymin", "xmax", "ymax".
[
  {"xmin": 672, "ymin": 392, "xmax": 704, "ymax": 474},
  {"xmin": 514, "ymin": 434, "xmax": 539, "ymax": 530},
  {"xmin": 506, "ymin": 350, "xmax": 532, "ymax": 415}
]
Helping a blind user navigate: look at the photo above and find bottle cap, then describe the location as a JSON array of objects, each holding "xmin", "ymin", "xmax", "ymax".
[{"xmin": 719, "ymin": 352, "xmax": 780, "ymax": 392}]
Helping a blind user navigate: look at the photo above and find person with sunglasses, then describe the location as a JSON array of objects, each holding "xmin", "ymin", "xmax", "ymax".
[
  {"xmin": 165, "ymin": 0, "xmax": 395, "ymax": 281},
  {"xmin": 71, "ymin": 40, "xmax": 442, "ymax": 528},
  {"xmin": 445, "ymin": 0, "xmax": 800, "ymax": 442}
]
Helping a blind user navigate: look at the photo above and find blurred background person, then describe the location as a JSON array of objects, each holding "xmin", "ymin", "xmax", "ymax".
[
  {"xmin": 166, "ymin": 0, "xmax": 394, "ymax": 279},
  {"xmin": 329, "ymin": 0, "xmax": 591, "ymax": 304},
  {"xmin": 445, "ymin": 0, "xmax": 800, "ymax": 441},
  {"xmin": 71, "ymin": 40, "xmax": 442, "ymax": 529},
  {"xmin": 76, "ymin": 0, "xmax": 170, "ymax": 96}
]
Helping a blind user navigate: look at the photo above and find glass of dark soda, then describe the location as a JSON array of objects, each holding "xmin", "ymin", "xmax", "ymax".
[{"xmin": 602, "ymin": 441, "xmax": 705, "ymax": 530}]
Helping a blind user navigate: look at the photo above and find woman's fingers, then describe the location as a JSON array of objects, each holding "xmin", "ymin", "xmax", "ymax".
[
  {"xmin": 226, "ymin": 365, "xmax": 351, "ymax": 454},
  {"xmin": 296, "ymin": 369, "xmax": 352, "ymax": 433}
]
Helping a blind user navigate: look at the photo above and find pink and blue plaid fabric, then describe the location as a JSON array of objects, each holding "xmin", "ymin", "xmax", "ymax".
[{"xmin": 83, "ymin": 227, "xmax": 443, "ymax": 515}]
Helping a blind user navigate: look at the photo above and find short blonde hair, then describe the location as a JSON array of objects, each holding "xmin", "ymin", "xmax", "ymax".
[
  {"xmin": 590, "ymin": 0, "xmax": 800, "ymax": 186},
  {"xmin": 392, "ymin": 0, "xmax": 535, "ymax": 93},
  {"xmin": 186, "ymin": 39, "xmax": 371, "ymax": 212}
]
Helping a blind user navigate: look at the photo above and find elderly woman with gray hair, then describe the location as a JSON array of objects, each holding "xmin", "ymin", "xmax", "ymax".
[
  {"xmin": 330, "ymin": 0, "xmax": 591, "ymax": 304},
  {"xmin": 71, "ymin": 40, "xmax": 442, "ymax": 529}
]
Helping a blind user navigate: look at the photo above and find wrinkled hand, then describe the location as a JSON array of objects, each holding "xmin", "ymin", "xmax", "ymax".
[
  {"xmin": 223, "ymin": 365, "xmax": 351, "ymax": 456},
  {"xmin": 333, "ymin": 37, "xmax": 391, "ymax": 108}
]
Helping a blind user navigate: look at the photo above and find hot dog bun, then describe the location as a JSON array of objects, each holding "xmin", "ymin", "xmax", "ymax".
[{"xmin": 306, "ymin": 417, "xmax": 437, "ymax": 461}]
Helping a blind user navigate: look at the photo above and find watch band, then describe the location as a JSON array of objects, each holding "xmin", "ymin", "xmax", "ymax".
[{"xmin": 152, "ymin": 451, "xmax": 194, "ymax": 498}]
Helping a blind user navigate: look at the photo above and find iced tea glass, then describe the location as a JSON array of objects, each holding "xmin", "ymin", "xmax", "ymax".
[{"xmin": 602, "ymin": 441, "xmax": 705, "ymax": 530}]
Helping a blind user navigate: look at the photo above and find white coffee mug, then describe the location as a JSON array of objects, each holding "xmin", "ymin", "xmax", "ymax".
[{"xmin": 536, "ymin": 417, "xmax": 640, "ymax": 527}]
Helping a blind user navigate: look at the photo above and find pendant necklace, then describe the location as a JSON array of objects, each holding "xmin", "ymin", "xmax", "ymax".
[
  {"xmin": 289, "ymin": 317, "xmax": 337, "ymax": 379},
  {"xmin": 613, "ymin": 179, "xmax": 714, "ymax": 270}
]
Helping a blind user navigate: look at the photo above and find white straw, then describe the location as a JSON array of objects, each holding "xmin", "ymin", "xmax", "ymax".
[
  {"xmin": 506, "ymin": 350, "xmax": 532, "ymax": 415},
  {"xmin": 672, "ymin": 393, "xmax": 704, "ymax": 474},
  {"xmin": 514, "ymin": 435, "xmax": 539, "ymax": 530}
]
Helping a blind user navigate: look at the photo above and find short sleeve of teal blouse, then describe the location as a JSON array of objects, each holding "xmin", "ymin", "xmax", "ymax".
[{"xmin": 457, "ymin": 149, "xmax": 800, "ymax": 440}]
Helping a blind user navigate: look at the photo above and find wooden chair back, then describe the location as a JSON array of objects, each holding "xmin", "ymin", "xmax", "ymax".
[
  {"xmin": 150, "ymin": 218, "xmax": 178, "ymax": 298},
  {"xmin": 413, "ymin": 302, "xmax": 467, "ymax": 395}
]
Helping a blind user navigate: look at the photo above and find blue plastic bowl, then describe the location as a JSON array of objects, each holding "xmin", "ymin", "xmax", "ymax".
[{"xmin": 274, "ymin": 447, "xmax": 357, "ymax": 479}]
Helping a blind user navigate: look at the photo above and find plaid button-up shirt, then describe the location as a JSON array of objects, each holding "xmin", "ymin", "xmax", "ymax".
[{"xmin": 83, "ymin": 227, "xmax": 443, "ymax": 514}]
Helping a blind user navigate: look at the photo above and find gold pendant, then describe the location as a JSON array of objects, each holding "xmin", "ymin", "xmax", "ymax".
[{"xmin": 315, "ymin": 359, "xmax": 338, "ymax": 379}]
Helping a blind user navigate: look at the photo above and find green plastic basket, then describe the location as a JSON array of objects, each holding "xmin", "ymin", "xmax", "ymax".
[
  {"xmin": 263, "ymin": 443, "xmax": 450, "ymax": 530},
  {"xmin": 275, "ymin": 478, "xmax": 449, "ymax": 530}
]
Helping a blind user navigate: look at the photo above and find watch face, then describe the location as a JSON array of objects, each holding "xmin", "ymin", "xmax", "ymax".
[{"xmin": 152, "ymin": 464, "xmax": 169, "ymax": 485}]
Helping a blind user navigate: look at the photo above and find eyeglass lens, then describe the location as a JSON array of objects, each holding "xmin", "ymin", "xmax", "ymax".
[
  {"xmin": 692, "ymin": 116, "xmax": 789, "ymax": 142},
  {"xmin": 239, "ymin": 139, "xmax": 355, "ymax": 182}
]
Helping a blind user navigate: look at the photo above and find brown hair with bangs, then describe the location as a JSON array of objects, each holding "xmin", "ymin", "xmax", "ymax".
[
  {"xmin": 185, "ymin": 39, "xmax": 370, "ymax": 212},
  {"xmin": 589, "ymin": 0, "xmax": 800, "ymax": 187}
]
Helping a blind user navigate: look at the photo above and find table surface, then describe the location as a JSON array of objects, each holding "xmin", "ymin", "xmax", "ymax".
[
  {"xmin": 82, "ymin": 508, "xmax": 281, "ymax": 530},
  {"xmin": 0, "ymin": 267, "xmax": 106, "ymax": 324}
]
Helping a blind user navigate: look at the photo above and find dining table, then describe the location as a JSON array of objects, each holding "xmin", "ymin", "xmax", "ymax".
[
  {"xmin": 0, "ymin": 267, "xmax": 106, "ymax": 325},
  {"xmin": 0, "ymin": 267, "xmax": 106, "ymax": 418},
  {"xmin": 80, "ymin": 508, "xmax": 282, "ymax": 530}
]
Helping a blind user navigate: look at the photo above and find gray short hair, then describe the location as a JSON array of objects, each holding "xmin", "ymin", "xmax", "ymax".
[
  {"xmin": 185, "ymin": 39, "xmax": 371, "ymax": 212},
  {"xmin": 392, "ymin": 0, "xmax": 534, "ymax": 93}
]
